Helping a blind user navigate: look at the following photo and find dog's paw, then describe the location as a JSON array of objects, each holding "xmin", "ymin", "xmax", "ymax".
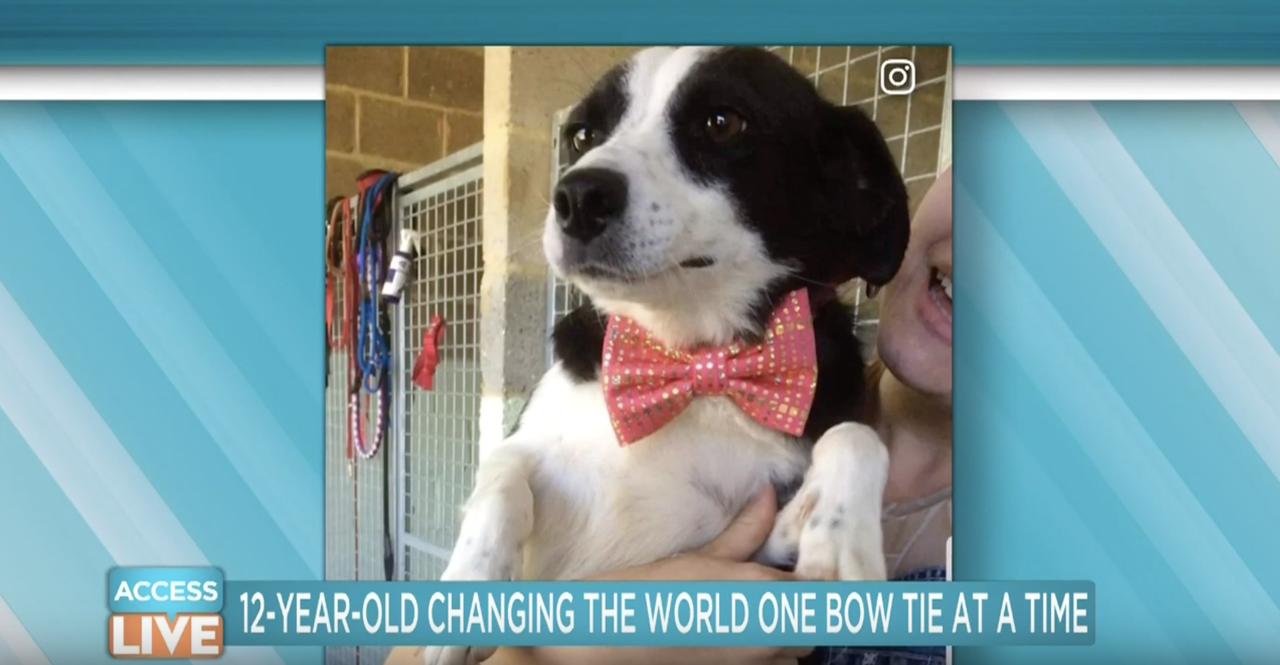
[
  {"xmin": 420, "ymin": 645, "xmax": 496, "ymax": 665},
  {"xmin": 441, "ymin": 496, "xmax": 528, "ymax": 583},
  {"xmin": 793, "ymin": 494, "xmax": 886, "ymax": 581},
  {"xmin": 440, "ymin": 533, "xmax": 522, "ymax": 584},
  {"xmin": 425, "ymin": 533, "xmax": 518, "ymax": 665},
  {"xmin": 767, "ymin": 422, "xmax": 889, "ymax": 581}
]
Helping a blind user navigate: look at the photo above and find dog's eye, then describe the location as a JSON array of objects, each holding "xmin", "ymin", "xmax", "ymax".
[
  {"xmin": 569, "ymin": 125, "xmax": 598, "ymax": 153},
  {"xmin": 704, "ymin": 109, "xmax": 747, "ymax": 143}
]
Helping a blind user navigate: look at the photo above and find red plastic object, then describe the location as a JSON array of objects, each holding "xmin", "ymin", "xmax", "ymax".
[{"xmin": 412, "ymin": 315, "xmax": 446, "ymax": 390}]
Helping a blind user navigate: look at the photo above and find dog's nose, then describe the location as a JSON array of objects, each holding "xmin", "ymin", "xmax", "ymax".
[{"xmin": 553, "ymin": 168, "xmax": 628, "ymax": 242}]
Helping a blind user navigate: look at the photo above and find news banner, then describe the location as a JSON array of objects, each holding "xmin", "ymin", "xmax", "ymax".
[{"xmin": 106, "ymin": 567, "xmax": 1095, "ymax": 658}]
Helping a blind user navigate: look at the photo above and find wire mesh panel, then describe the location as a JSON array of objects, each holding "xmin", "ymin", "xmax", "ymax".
[
  {"xmin": 324, "ymin": 196, "xmax": 394, "ymax": 665},
  {"xmin": 395, "ymin": 144, "xmax": 485, "ymax": 583},
  {"xmin": 767, "ymin": 45, "xmax": 952, "ymax": 345},
  {"xmin": 545, "ymin": 46, "xmax": 952, "ymax": 357},
  {"xmin": 324, "ymin": 285, "xmax": 354, "ymax": 583},
  {"xmin": 324, "ymin": 145, "xmax": 484, "ymax": 664},
  {"xmin": 324, "ymin": 335, "xmax": 358, "ymax": 665}
]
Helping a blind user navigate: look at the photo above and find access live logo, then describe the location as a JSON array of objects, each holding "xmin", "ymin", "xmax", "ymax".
[{"xmin": 107, "ymin": 567, "xmax": 225, "ymax": 658}]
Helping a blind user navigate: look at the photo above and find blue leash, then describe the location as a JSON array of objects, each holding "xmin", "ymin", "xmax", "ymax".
[{"xmin": 357, "ymin": 172, "xmax": 397, "ymax": 394}]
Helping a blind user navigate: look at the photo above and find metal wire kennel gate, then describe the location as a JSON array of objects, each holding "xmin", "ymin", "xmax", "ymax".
[
  {"xmin": 324, "ymin": 143, "xmax": 484, "ymax": 665},
  {"xmin": 546, "ymin": 45, "xmax": 953, "ymax": 357}
]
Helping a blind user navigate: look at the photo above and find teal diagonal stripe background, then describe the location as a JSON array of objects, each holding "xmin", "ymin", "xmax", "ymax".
[
  {"xmin": 954, "ymin": 100, "xmax": 1280, "ymax": 664},
  {"xmin": 1, "ymin": 99, "xmax": 1279, "ymax": 664},
  {"xmin": 0, "ymin": 101, "xmax": 324, "ymax": 665}
]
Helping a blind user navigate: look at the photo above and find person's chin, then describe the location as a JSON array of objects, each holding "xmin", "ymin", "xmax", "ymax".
[
  {"xmin": 882, "ymin": 318, "xmax": 950, "ymax": 380},
  {"xmin": 879, "ymin": 282, "xmax": 952, "ymax": 393}
]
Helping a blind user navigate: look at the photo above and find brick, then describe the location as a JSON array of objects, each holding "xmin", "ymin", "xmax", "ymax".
[
  {"xmin": 445, "ymin": 46, "xmax": 486, "ymax": 58},
  {"xmin": 903, "ymin": 127, "xmax": 941, "ymax": 179},
  {"xmin": 407, "ymin": 47, "xmax": 484, "ymax": 111},
  {"xmin": 908, "ymin": 80, "xmax": 946, "ymax": 134},
  {"xmin": 880, "ymin": 45, "xmax": 914, "ymax": 67},
  {"xmin": 816, "ymin": 69, "xmax": 847, "ymax": 105},
  {"xmin": 848, "ymin": 46, "xmax": 880, "ymax": 61},
  {"xmin": 358, "ymin": 96, "xmax": 445, "ymax": 165},
  {"xmin": 885, "ymin": 137, "xmax": 904, "ymax": 169},
  {"xmin": 326, "ymin": 46, "xmax": 405, "ymax": 97},
  {"xmin": 325, "ymin": 89, "xmax": 356, "ymax": 153},
  {"xmin": 791, "ymin": 46, "xmax": 819, "ymax": 76},
  {"xmin": 846, "ymin": 54, "xmax": 879, "ymax": 104},
  {"xmin": 817, "ymin": 46, "xmax": 850, "ymax": 71},
  {"xmin": 325, "ymin": 153, "xmax": 414, "ymax": 204},
  {"xmin": 325, "ymin": 153, "xmax": 366, "ymax": 203},
  {"xmin": 914, "ymin": 46, "xmax": 950, "ymax": 84},
  {"xmin": 875, "ymin": 93, "xmax": 909, "ymax": 138},
  {"xmin": 445, "ymin": 113, "xmax": 484, "ymax": 153}
]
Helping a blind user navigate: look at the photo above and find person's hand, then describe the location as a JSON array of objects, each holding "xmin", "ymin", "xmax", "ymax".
[
  {"xmin": 593, "ymin": 483, "xmax": 795, "ymax": 583},
  {"xmin": 483, "ymin": 485, "xmax": 812, "ymax": 665}
]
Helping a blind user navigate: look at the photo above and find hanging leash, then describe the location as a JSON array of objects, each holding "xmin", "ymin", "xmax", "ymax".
[
  {"xmin": 335, "ymin": 168, "xmax": 403, "ymax": 584},
  {"xmin": 324, "ymin": 196, "xmax": 349, "ymax": 389},
  {"xmin": 359, "ymin": 172, "xmax": 404, "ymax": 583},
  {"xmin": 344, "ymin": 196, "xmax": 360, "ymax": 468},
  {"xmin": 325, "ymin": 196, "xmax": 350, "ymax": 350},
  {"xmin": 347, "ymin": 170, "xmax": 398, "ymax": 461},
  {"xmin": 357, "ymin": 170, "xmax": 402, "ymax": 583}
]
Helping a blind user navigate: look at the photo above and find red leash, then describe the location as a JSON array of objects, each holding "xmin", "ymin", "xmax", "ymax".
[
  {"xmin": 325, "ymin": 199, "xmax": 348, "ymax": 351},
  {"xmin": 344, "ymin": 198, "xmax": 359, "ymax": 464}
]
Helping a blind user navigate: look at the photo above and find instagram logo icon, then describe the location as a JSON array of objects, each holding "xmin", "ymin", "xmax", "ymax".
[{"xmin": 879, "ymin": 58, "xmax": 916, "ymax": 95}]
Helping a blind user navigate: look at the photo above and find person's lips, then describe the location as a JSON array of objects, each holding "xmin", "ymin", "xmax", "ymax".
[{"xmin": 918, "ymin": 267, "xmax": 953, "ymax": 344}]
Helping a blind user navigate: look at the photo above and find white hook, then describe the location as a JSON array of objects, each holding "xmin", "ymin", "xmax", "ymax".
[{"xmin": 399, "ymin": 229, "xmax": 425, "ymax": 256}]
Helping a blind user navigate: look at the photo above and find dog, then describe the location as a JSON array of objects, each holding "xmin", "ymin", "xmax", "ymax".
[{"xmin": 422, "ymin": 46, "xmax": 911, "ymax": 665}]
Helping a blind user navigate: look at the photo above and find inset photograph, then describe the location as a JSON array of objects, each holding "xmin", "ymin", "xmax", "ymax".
[{"xmin": 324, "ymin": 44, "xmax": 952, "ymax": 665}]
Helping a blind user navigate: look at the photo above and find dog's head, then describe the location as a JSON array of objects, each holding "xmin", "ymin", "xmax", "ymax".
[{"xmin": 544, "ymin": 46, "xmax": 910, "ymax": 347}]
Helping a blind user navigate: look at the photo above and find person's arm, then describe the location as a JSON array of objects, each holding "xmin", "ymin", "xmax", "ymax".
[{"xmin": 386, "ymin": 487, "xmax": 811, "ymax": 665}]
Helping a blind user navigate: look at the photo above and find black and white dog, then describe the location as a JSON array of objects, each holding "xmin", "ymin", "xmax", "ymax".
[{"xmin": 423, "ymin": 46, "xmax": 910, "ymax": 665}]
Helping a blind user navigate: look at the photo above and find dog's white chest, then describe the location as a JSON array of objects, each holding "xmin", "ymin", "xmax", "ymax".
[{"xmin": 509, "ymin": 364, "xmax": 809, "ymax": 580}]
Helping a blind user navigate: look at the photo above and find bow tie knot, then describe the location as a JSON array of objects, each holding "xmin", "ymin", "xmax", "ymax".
[
  {"xmin": 600, "ymin": 289, "xmax": 819, "ymax": 446},
  {"xmin": 689, "ymin": 348, "xmax": 733, "ymax": 394}
]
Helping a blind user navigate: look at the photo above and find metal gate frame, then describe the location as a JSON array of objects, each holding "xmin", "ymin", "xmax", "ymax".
[
  {"xmin": 323, "ymin": 141, "xmax": 484, "ymax": 664},
  {"xmin": 389, "ymin": 142, "xmax": 485, "ymax": 582}
]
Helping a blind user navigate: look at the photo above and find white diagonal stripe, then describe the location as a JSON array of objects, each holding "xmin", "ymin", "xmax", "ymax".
[
  {"xmin": 0, "ymin": 593, "xmax": 51, "ymax": 665},
  {"xmin": 1235, "ymin": 102, "xmax": 1280, "ymax": 170},
  {"xmin": 0, "ymin": 103, "xmax": 321, "ymax": 577},
  {"xmin": 1004, "ymin": 102, "xmax": 1280, "ymax": 481},
  {"xmin": 958, "ymin": 184, "xmax": 1280, "ymax": 660},
  {"xmin": 0, "ymin": 282, "xmax": 207, "ymax": 566},
  {"xmin": 0, "ymin": 283, "xmax": 286, "ymax": 665}
]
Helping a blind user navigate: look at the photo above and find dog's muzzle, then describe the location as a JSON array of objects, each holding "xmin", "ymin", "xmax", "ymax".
[{"xmin": 553, "ymin": 167, "xmax": 629, "ymax": 244}]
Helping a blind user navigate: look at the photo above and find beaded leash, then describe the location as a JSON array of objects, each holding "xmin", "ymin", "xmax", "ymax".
[{"xmin": 348, "ymin": 171, "xmax": 398, "ymax": 460}]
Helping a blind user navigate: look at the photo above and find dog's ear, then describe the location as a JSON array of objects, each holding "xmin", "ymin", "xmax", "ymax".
[{"xmin": 816, "ymin": 104, "xmax": 911, "ymax": 287}]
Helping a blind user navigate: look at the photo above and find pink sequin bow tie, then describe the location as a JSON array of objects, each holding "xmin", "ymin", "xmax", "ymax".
[{"xmin": 601, "ymin": 288, "xmax": 819, "ymax": 446}]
